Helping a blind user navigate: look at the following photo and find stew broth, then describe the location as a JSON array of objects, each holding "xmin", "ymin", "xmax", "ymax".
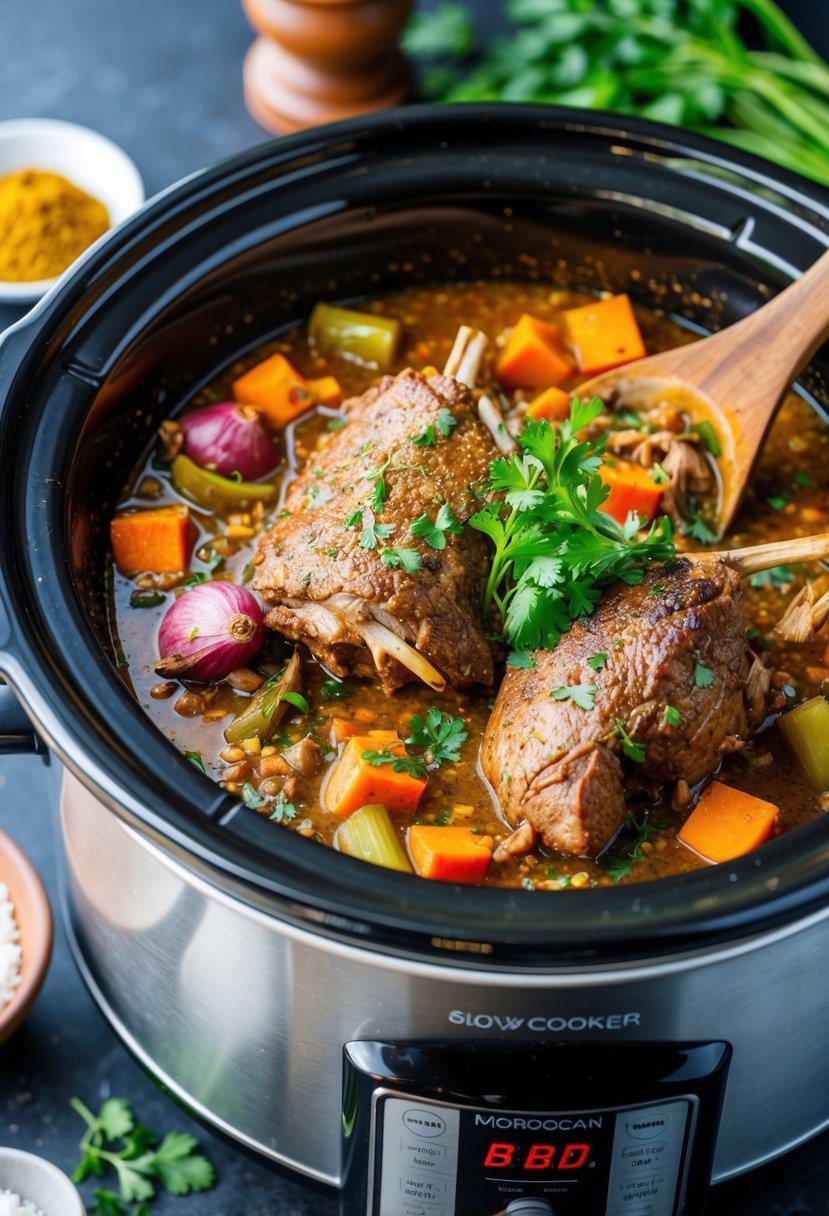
[{"xmin": 108, "ymin": 281, "xmax": 829, "ymax": 888}]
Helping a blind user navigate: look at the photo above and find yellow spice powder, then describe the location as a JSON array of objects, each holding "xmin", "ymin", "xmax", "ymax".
[{"xmin": 0, "ymin": 168, "xmax": 109, "ymax": 282}]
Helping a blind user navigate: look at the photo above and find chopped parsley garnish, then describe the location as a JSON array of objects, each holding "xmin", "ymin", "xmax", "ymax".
[
  {"xmin": 326, "ymin": 416, "xmax": 346, "ymax": 431},
  {"xmin": 469, "ymin": 398, "xmax": 675, "ymax": 651},
  {"xmin": 793, "ymin": 470, "xmax": 814, "ymax": 489},
  {"xmin": 662, "ymin": 705, "xmax": 681, "ymax": 728},
  {"xmin": 269, "ymin": 797, "xmax": 298, "ymax": 823},
  {"xmin": 693, "ymin": 652, "xmax": 714, "ymax": 688},
  {"xmin": 362, "ymin": 748, "xmax": 428, "ymax": 778},
  {"xmin": 507, "ymin": 650, "xmax": 536, "ymax": 669},
  {"xmin": 320, "ymin": 676, "xmax": 350, "ymax": 701},
  {"xmin": 649, "ymin": 583, "xmax": 665, "ymax": 596},
  {"xmin": 381, "ymin": 547, "xmax": 423, "ymax": 573},
  {"xmin": 767, "ymin": 492, "xmax": 789, "ymax": 511},
  {"xmin": 587, "ymin": 651, "xmax": 608, "ymax": 671},
  {"xmin": 550, "ymin": 683, "xmax": 597, "ymax": 712},
  {"xmin": 348, "ymin": 508, "xmax": 395, "ymax": 550},
  {"xmin": 604, "ymin": 812, "xmax": 666, "ymax": 882},
  {"xmin": 410, "ymin": 502, "xmax": 463, "ymax": 550},
  {"xmin": 406, "ymin": 706, "xmax": 469, "ymax": 765},
  {"xmin": 369, "ymin": 475, "xmax": 386, "ymax": 513},
  {"xmin": 183, "ymin": 571, "xmax": 210, "ymax": 588},
  {"xmin": 281, "ymin": 691, "xmax": 310, "ymax": 715},
  {"xmin": 241, "ymin": 782, "xmax": 267, "ymax": 809},
  {"xmin": 688, "ymin": 419, "xmax": 722, "ymax": 457},
  {"xmin": 749, "ymin": 564, "xmax": 797, "ymax": 590},
  {"xmin": 650, "ymin": 461, "xmax": 670, "ymax": 485},
  {"xmin": 412, "ymin": 407, "xmax": 457, "ymax": 447},
  {"xmin": 683, "ymin": 512, "xmax": 720, "ymax": 545},
  {"xmin": 184, "ymin": 750, "xmax": 205, "ymax": 773},
  {"xmin": 613, "ymin": 719, "xmax": 646, "ymax": 763}
]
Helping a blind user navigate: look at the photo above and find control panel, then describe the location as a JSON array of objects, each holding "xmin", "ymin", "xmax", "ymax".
[{"xmin": 341, "ymin": 1040, "xmax": 730, "ymax": 1216}]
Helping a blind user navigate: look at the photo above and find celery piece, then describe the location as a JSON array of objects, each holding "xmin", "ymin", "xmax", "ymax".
[
  {"xmin": 335, "ymin": 803, "xmax": 413, "ymax": 873},
  {"xmin": 309, "ymin": 302, "xmax": 401, "ymax": 371},
  {"xmin": 172, "ymin": 454, "xmax": 278, "ymax": 512},
  {"xmin": 778, "ymin": 696, "xmax": 829, "ymax": 790},
  {"xmin": 224, "ymin": 650, "xmax": 302, "ymax": 744}
]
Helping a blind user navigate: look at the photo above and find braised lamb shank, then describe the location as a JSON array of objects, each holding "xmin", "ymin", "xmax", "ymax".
[
  {"xmin": 482, "ymin": 551, "xmax": 775, "ymax": 859},
  {"xmin": 254, "ymin": 330, "xmax": 502, "ymax": 693}
]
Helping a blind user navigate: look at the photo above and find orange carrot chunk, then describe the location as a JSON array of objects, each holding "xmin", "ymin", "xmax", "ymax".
[
  {"xmin": 306, "ymin": 375, "xmax": 343, "ymax": 406},
  {"xmin": 562, "ymin": 293, "xmax": 647, "ymax": 376},
  {"xmin": 408, "ymin": 825, "xmax": 492, "ymax": 884},
  {"xmin": 232, "ymin": 353, "xmax": 316, "ymax": 428},
  {"xmin": 598, "ymin": 461, "xmax": 664, "ymax": 525},
  {"xmin": 525, "ymin": 385, "xmax": 571, "ymax": 422},
  {"xmin": 495, "ymin": 314, "xmax": 574, "ymax": 390},
  {"xmin": 678, "ymin": 781, "xmax": 779, "ymax": 864},
  {"xmin": 110, "ymin": 505, "xmax": 193, "ymax": 575},
  {"xmin": 325, "ymin": 735, "xmax": 427, "ymax": 818}
]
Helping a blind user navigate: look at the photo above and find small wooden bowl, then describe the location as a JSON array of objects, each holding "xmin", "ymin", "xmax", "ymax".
[{"xmin": 0, "ymin": 829, "xmax": 52, "ymax": 1045}]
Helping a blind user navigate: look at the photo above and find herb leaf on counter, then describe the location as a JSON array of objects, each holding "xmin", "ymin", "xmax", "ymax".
[{"xmin": 71, "ymin": 1097, "xmax": 215, "ymax": 1209}]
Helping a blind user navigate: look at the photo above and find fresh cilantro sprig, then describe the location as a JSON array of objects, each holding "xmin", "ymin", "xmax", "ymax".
[
  {"xmin": 362, "ymin": 707, "xmax": 468, "ymax": 775},
  {"xmin": 469, "ymin": 398, "xmax": 675, "ymax": 650},
  {"xmin": 71, "ymin": 1097, "xmax": 215, "ymax": 1210}
]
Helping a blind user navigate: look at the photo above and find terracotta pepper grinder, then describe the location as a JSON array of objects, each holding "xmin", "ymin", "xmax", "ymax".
[{"xmin": 242, "ymin": 0, "xmax": 414, "ymax": 135}]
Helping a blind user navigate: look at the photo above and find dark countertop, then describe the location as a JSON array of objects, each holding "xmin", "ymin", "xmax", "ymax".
[{"xmin": 2, "ymin": 1, "xmax": 829, "ymax": 1212}]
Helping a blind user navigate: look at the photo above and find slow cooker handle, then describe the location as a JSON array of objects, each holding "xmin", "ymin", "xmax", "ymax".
[
  {"xmin": 0, "ymin": 683, "xmax": 44, "ymax": 756},
  {"xmin": 0, "ymin": 316, "xmax": 47, "ymax": 758}
]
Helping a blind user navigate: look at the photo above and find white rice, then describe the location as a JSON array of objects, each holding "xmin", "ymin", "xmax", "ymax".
[
  {"xmin": 0, "ymin": 1191, "xmax": 45, "ymax": 1216},
  {"xmin": 0, "ymin": 881, "xmax": 23, "ymax": 1011}
]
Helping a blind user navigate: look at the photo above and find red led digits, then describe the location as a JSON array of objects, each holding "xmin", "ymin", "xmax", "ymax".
[{"xmin": 483, "ymin": 1142, "xmax": 592, "ymax": 1170}]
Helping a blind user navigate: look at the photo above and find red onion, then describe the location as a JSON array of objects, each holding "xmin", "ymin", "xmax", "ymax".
[
  {"xmin": 155, "ymin": 582, "xmax": 265, "ymax": 682},
  {"xmin": 180, "ymin": 402, "xmax": 277, "ymax": 480}
]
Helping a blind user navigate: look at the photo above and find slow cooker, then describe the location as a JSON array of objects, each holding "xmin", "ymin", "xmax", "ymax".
[{"xmin": 1, "ymin": 106, "xmax": 829, "ymax": 1216}]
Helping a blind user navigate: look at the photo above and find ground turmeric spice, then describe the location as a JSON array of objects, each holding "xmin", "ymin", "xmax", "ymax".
[{"xmin": 0, "ymin": 168, "xmax": 109, "ymax": 281}]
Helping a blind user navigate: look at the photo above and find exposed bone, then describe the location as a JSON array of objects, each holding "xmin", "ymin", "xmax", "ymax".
[
  {"xmin": 362, "ymin": 620, "xmax": 446, "ymax": 691},
  {"xmin": 774, "ymin": 582, "xmax": 829, "ymax": 643},
  {"xmin": 745, "ymin": 654, "xmax": 772, "ymax": 726},
  {"xmin": 493, "ymin": 819, "xmax": 537, "ymax": 862},
  {"xmin": 478, "ymin": 394, "xmax": 517, "ymax": 454},
  {"xmin": 715, "ymin": 531, "xmax": 829, "ymax": 577},
  {"xmin": 443, "ymin": 325, "xmax": 487, "ymax": 387}
]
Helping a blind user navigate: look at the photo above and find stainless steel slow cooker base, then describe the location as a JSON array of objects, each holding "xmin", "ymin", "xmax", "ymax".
[{"xmin": 61, "ymin": 770, "xmax": 829, "ymax": 1187}]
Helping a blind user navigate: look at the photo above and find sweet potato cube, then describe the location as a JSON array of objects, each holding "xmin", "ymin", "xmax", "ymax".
[
  {"xmin": 495, "ymin": 314, "xmax": 573, "ymax": 389},
  {"xmin": 110, "ymin": 505, "xmax": 193, "ymax": 575},
  {"xmin": 562, "ymin": 293, "xmax": 647, "ymax": 375}
]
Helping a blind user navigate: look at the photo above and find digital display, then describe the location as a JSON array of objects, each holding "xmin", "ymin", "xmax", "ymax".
[{"xmin": 374, "ymin": 1095, "xmax": 694, "ymax": 1216}]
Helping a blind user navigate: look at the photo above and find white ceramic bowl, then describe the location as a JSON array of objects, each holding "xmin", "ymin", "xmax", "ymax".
[
  {"xmin": 0, "ymin": 118, "xmax": 145, "ymax": 305},
  {"xmin": 0, "ymin": 1148, "xmax": 86, "ymax": 1215}
]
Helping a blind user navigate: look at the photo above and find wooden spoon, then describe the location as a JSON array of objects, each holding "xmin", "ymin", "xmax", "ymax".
[{"xmin": 579, "ymin": 248, "xmax": 829, "ymax": 534}]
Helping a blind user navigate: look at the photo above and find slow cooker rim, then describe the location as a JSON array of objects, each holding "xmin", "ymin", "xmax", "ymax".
[{"xmin": 3, "ymin": 102, "xmax": 829, "ymax": 964}]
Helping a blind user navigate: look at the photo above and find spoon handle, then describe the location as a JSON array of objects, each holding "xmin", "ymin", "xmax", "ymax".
[{"xmin": 677, "ymin": 246, "xmax": 829, "ymax": 412}]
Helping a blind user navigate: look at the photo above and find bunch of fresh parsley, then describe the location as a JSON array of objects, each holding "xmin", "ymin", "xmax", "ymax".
[
  {"xmin": 404, "ymin": 0, "xmax": 829, "ymax": 187},
  {"xmin": 71, "ymin": 1097, "xmax": 215, "ymax": 1215},
  {"xmin": 469, "ymin": 397, "xmax": 675, "ymax": 651}
]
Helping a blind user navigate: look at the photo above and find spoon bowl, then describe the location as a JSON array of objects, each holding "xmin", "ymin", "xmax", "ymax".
[{"xmin": 579, "ymin": 248, "xmax": 829, "ymax": 534}]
